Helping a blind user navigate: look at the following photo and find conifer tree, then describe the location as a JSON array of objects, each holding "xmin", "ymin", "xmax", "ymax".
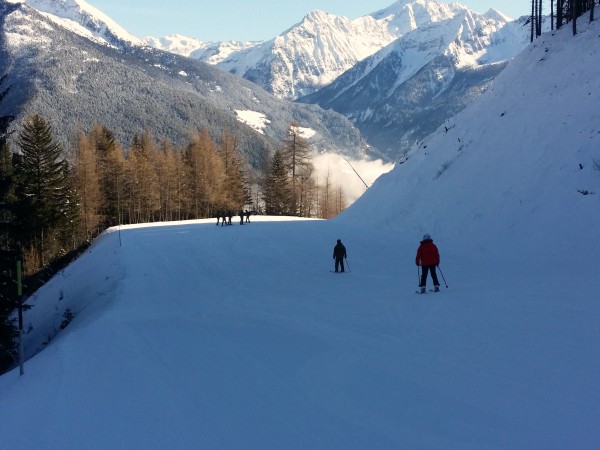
[
  {"xmin": 263, "ymin": 149, "xmax": 293, "ymax": 216},
  {"xmin": 14, "ymin": 115, "xmax": 70, "ymax": 270},
  {"xmin": 54, "ymin": 162, "xmax": 81, "ymax": 252}
]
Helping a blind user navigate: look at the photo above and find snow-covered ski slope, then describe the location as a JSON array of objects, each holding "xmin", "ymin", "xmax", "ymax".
[
  {"xmin": 3, "ymin": 216, "xmax": 598, "ymax": 449},
  {"xmin": 1, "ymin": 18, "xmax": 599, "ymax": 450}
]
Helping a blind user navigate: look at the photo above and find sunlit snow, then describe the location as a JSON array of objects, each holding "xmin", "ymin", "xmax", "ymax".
[{"xmin": 234, "ymin": 109, "xmax": 271, "ymax": 134}]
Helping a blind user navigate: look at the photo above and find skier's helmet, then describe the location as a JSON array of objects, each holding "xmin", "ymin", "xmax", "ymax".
[
  {"xmin": 337, "ymin": 239, "xmax": 341, "ymax": 244},
  {"xmin": 422, "ymin": 234, "xmax": 432, "ymax": 241}
]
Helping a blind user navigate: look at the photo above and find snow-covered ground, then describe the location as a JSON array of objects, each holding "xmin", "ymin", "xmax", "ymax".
[
  {"xmin": 0, "ymin": 214, "xmax": 598, "ymax": 449},
  {"xmin": 1, "ymin": 15, "xmax": 599, "ymax": 450}
]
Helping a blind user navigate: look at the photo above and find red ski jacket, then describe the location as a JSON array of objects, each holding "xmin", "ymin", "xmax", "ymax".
[{"xmin": 415, "ymin": 240, "xmax": 440, "ymax": 266}]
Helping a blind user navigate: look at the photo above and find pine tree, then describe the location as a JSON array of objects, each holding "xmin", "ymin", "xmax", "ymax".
[
  {"xmin": 57, "ymin": 163, "xmax": 82, "ymax": 252},
  {"xmin": 14, "ymin": 115, "xmax": 70, "ymax": 270},
  {"xmin": 263, "ymin": 149, "xmax": 293, "ymax": 216}
]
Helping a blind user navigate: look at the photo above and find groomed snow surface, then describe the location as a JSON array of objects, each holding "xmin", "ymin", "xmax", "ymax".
[
  {"xmin": 0, "ymin": 215, "xmax": 597, "ymax": 449},
  {"xmin": 1, "ymin": 14, "xmax": 600, "ymax": 450}
]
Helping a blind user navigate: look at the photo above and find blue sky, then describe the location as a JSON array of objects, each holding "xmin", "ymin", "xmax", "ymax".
[{"xmin": 89, "ymin": 1, "xmax": 536, "ymax": 42}]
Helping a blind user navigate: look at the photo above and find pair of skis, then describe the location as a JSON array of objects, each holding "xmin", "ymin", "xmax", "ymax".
[{"xmin": 415, "ymin": 289, "xmax": 440, "ymax": 294}]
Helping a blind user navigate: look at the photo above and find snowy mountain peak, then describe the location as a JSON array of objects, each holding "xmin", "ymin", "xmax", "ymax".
[
  {"xmin": 6, "ymin": 0, "xmax": 143, "ymax": 47},
  {"xmin": 289, "ymin": 9, "xmax": 354, "ymax": 36},
  {"xmin": 302, "ymin": 9, "xmax": 334, "ymax": 22},
  {"xmin": 484, "ymin": 8, "xmax": 513, "ymax": 22},
  {"xmin": 143, "ymin": 34, "xmax": 206, "ymax": 57},
  {"xmin": 215, "ymin": 7, "xmax": 396, "ymax": 99},
  {"xmin": 371, "ymin": 0, "xmax": 461, "ymax": 35}
]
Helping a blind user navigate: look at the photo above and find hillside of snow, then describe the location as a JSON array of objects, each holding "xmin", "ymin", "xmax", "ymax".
[
  {"xmin": 341, "ymin": 16, "xmax": 600, "ymax": 260},
  {"xmin": 0, "ymin": 17, "xmax": 599, "ymax": 450}
]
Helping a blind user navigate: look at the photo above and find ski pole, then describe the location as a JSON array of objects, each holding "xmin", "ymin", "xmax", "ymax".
[
  {"xmin": 437, "ymin": 265, "xmax": 448, "ymax": 288},
  {"xmin": 345, "ymin": 258, "xmax": 351, "ymax": 273}
]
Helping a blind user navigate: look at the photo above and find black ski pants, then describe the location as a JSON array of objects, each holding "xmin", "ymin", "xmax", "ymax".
[
  {"xmin": 419, "ymin": 265, "xmax": 439, "ymax": 287},
  {"xmin": 335, "ymin": 257, "xmax": 345, "ymax": 272}
]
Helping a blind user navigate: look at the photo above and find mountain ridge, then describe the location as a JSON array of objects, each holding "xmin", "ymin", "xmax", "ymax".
[
  {"xmin": 5, "ymin": 0, "xmax": 533, "ymax": 159},
  {"xmin": 297, "ymin": 7, "xmax": 528, "ymax": 157},
  {"xmin": 0, "ymin": 0, "xmax": 373, "ymax": 169},
  {"xmin": 141, "ymin": 0, "xmax": 534, "ymax": 158}
]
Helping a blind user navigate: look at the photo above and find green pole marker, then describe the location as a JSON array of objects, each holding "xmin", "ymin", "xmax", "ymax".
[{"xmin": 17, "ymin": 261, "xmax": 22, "ymax": 296}]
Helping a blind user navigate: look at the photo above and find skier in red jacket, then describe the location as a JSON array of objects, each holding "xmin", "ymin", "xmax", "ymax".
[{"xmin": 415, "ymin": 234, "xmax": 440, "ymax": 293}]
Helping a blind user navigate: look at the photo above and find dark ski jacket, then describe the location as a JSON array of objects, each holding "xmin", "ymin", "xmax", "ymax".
[
  {"xmin": 333, "ymin": 242, "xmax": 347, "ymax": 259},
  {"xmin": 415, "ymin": 239, "xmax": 440, "ymax": 266}
]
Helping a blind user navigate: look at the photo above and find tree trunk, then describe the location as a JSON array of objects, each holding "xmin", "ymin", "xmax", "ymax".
[
  {"xmin": 573, "ymin": 0, "xmax": 578, "ymax": 34},
  {"xmin": 531, "ymin": 0, "xmax": 536, "ymax": 41},
  {"xmin": 537, "ymin": 0, "xmax": 543, "ymax": 36},
  {"xmin": 557, "ymin": 0, "xmax": 563, "ymax": 28}
]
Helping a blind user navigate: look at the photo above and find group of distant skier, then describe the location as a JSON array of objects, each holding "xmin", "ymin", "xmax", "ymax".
[
  {"xmin": 333, "ymin": 233, "xmax": 443, "ymax": 293},
  {"xmin": 215, "ymin": 210, "xmax": 252, "ymax": 226}
]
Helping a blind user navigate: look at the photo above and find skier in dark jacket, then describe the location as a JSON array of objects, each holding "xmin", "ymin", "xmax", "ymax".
[
  {"xmin": 415, "ymin": 234, "xmax": 440, "ymax": 293},
  {"xmin": 333, "ymin": 239, "xmax": 347, "ymax": 272}
]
